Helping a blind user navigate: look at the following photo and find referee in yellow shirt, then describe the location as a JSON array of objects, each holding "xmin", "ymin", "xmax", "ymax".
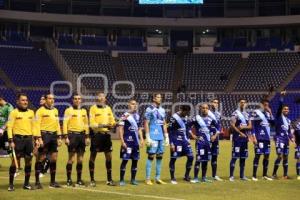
[
  {"xmin": 7, "ymin": 93, "xmax": 38, "ymax": 191},
  {"xmin": 35, "ymin": 93, "xmax": 62, "ymax": 189},
  {"xmin": 63, "ymin": 93, "xmax": 89, "ymax": 187},
  {"xmin": 89, "ymin": 92, "xmax": 116, "ymax": 186}
]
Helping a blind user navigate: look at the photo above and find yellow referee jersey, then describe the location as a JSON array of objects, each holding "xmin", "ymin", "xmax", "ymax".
[
  {"xmin": 89, "ymin": 104, "xmax": 115, "ymax": 133},
  {"xmin": 7, "ymin": 108, "xmax": 36, "ymax": 139},
  {"xmin": 35, "ymin": 106, "xmax": 61, "ymax": 136},
  {"xmin": 63, "ymin": 106, "xmax": 89, "ymax": 135}
]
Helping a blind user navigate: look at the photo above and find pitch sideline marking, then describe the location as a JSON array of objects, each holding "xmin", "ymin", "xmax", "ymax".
[
  {"xmin": 0, "ymin": 177, "xmax": 185, "ymax": 200},
  {"xmin": 63, "ymin": 185, "xmax": 186, "ymax": 200}
]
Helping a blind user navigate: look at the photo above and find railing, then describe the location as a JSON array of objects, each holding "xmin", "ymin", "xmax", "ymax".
[{"xmin": 44, "ymin": 38, "xmax": 87, "ymax": 93}]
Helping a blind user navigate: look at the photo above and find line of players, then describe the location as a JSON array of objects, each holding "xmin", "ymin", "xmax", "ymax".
[{"xmin": 0, "ymin": 91, "xmax": 299, "ymax": 191}]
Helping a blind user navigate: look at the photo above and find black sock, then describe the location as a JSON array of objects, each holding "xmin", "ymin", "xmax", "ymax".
[
  {"xmin": 273, "ymin": 158, "xmax": 281, "ymax": 176},
  {"xmin": 230, "ymin": 158, "xmax": 237, "ymax": 177},
  {"xmin": 253, "ymin": 155, "xmax": 260, "ymax": 178},
  {"xmin": 185, "ymin": 156, "xmax": 193, "ymax": 179},
  {"xmin": 169, "ymin": 158, "xmax": 176, "ymax": 180},
  {"xmin": 211, "ymin": 155, "xmax": 217, "ymax": 178},
  {"xmin": 201, "ymin": 161, "xmax": 208, "ymax": 180},
  {"xmin": 120, "ymin": 160, "xmax": 128, "ymax": 181},
  {"xmin": 283, "ymin": 159, "xmax": 288, "ymax": 177},
  {"xmin": 50, "ymin": 162, "xmax": 57, "ymax": 183},
  {"xmin": 194, "ymin": 161, "xmax": 200, "ymax": 179},
  {"xmin": 89, "ymin": 160, "xmax": 95, "ymax": 181},
  {"xmin": 240, "ymin": 158, "xmax": 246, "ymax": 178},
  {"xmin": 9, "ymin": 166, "xmax": 16, "ymax": 185},
  {"xmin": 263, "ymin": 158, "xmax": 269, "ymax": 176},
  {"xmin": 35, "ymin": 161, "xmax": 42, "ymax": 183},
  {"xmin": 66, "ymin": 163, "xmax": 72, "ymax": 181},
  {"xmin": 24, "ymin": 165, "xmax": 31, "ymax": 186},
  {"xmin": 42, "ymin": 158, "xmax": 50, "ymax": 174},
  {"xmin": 106, "ymin": 160, "xmax": 112, "ymax": 182},
  {"xmin": 76, "ymin": 163, "xmax": 83, "ymax": 182},
  {"xmin": 131, "ymin": 160, "xmax": 138, "ymax": 181}
]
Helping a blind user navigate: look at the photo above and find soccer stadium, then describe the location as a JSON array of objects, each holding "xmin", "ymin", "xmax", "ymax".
[{"xmin": 0, "ymin": 0, "xmax": 299, "ymax": 200}]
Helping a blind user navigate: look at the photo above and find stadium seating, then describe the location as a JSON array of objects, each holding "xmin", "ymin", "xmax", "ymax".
[
  {"xmin": 270, "ymin": 93, "xmax": 300, "ymax": 121},
  {"xmin": 235, "ymin": 52, "xmax": 300, "ymax": 91},
  {"xmin": 0, "ymin": 31, "xmax": 32, "ymax": 47},
  {"xmin": 183, "ymin": 53, "xmax": 241, "ymax": 91},
  {"xmin": 215, "ymin": 37, "xmax": 294, "ymax": 52},
  {"xmin": 119, "ymin": 53, "xmax": 175, "ymax": 90},
  {"xmin": 286, "ymin": 72, "xmax": 300, "ymax": 90},
  {"xmin": 114, "ymin": 37, "xmax": 146, "ymax": 51},
  {"xmin": 0, "ymin": 47, "xmax": 63, "ymax": 87},
  {"xmin": 60, "ymin": 50, "xmax": 116, "ymax": 89},
  {"xmin": 0, "ymin": 88, "xmax": 16, "ymax": 106}
]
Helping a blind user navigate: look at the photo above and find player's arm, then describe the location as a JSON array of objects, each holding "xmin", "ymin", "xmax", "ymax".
[
  {"xmin": 34, "ymin": 109, "xmax": 44, "ymax": 146},
  {"xmin": 138, "ymin": 127, "xmax": 144, "ymax": 148},
  {"xmin": 163, "ymin": 119, "xmax": 169, "ymax": 146},
  {"xmin": 230, "ymin": 115, "xmax": 247, "ymax": 138},
  {"xmin": 0, "ymin": 104, "xmax": 13, "ymax": 134},
  {"xmin": 211, "ymin": 119, "xmax": 220, "ymax": 142},
  {"xmin": 117, "ymin": 115, "xmax": 126, "ymax": 148},
  {"xmin": 144, "ymin": 108, "xmax": 152, "ymax": 146},
  {"xmin": 89, "ymin": 106, "xmax": 98, "ymax": 129},
  {"xmin": 55, "ymin": 109, "xmax": 62, "ymax": 146},
  {"xmin": 108, "ymin": 107, "xmax": 116, "ymax": 129},
  {"xmin": 83, "ymin": 109, "xmax": 90, "ymax": 145},
  {"xmin": 289, "ymin": 123, "xmax": 295, "ymax": 144},
  {"xmin": 276, "ymin": 91, "xmax": 285, "ymax": 118},
  {"xmin": 63, "ymin": 108, "xmax": 70, "ymax": 145},
  {"xmin": 6, "ymin": 110, "xmax": 16, "ymax": 148},
  {"xmin": 31, "ymin": 110, "xmax": 40, "ymax": 148}
]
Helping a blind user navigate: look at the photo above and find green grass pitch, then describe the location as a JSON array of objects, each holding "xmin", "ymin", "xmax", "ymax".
[{"xmin": 0, "ymin": 140, "xmax": 299, "ymax": 200}]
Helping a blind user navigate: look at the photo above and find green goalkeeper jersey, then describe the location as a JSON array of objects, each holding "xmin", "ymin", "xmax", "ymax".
[{"xmin": 0, "ymin": 103, "xmax": 14, "ymax": 129}]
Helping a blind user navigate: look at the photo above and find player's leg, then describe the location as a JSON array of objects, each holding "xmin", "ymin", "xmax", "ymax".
[
  {"xmin": 272, "ymin": 154, "xmax": 282, "ymax": 178},
  {"xmin": 49, "ymin": 151, "xmax": 60, "ymax": 187},
  {"xmin": 211, "ymin": 141, "xmax": 221, "ymax": 181},
  {"xmin": 35, "ymin": 151, "xmax": 46, "ymax": 188},
  {"xmin": 89, "ymin": 133, "xmax": 98, "ymax": 186},
  {"xmin": 169, "ymin": 144, "xmax": 178, "ymax": 183},
  {"xmin": 239, "ymin": 141, "xmax": 248, "ymax": 181},
  {"xmin": 201, "ymin": 146, "xmax": 211, "ymax": 183},
  {"xmin": 131, "ymin": 159, "xmax": 138, "ymax": 185},
  {"xmin": 48, "ymin": 134, "xmax": 60, "ymax": 188},
  {"xmin": 169, "ymin": 157, "xmax": 177, "ymax": 183},
  {"xmin": 120, "ymin": 159, "xmax": 128, "ymax": 185},
  {"xmin": 282, "ymin": 154, "xmax": 289, "ymax": 179},
  {"xmin": 8, "ymin": 155, "xmax": 19, "ymax": 191},
  {"xmin": 24, "ymin": 156, "xmax": 33, "ymax": 189},
  {"xmin": 105, "ymin": 151, "xmax": 115, "ymax": 185},
  {"xmin": 23, "ymin": 137, "xmax": 33, "ymax": 189},
  {"xmin": 75, "ymin": 134, "xmax": 86, "ymax": 186},
  {"xmin": 66, "ymin": 152, "xmax": 75, "ymax": 186},
  {"xmin": 262, "ymin": 154, "xmax": 272, "ymax": 180},
  {"xmin": 76, "ymin": 151, "xmax": 84, "ymax": 186},
  {"xmin": 89, "ymin": 151, "xmax": 97, "ymax": 186},
  {"xmin": 252, "ymin": 153, "xmax": 260, "ymax": 180},
  {"xmin": 130, "ymin": 146, "xmax": 140, "ymax": 185},
  {"xmin": 229, "ymin": 141, "xmax": 238, "ymax": 181},
  {"xmin": 184, "ymin": 145, "xmax": 194, "ymax": 181},
  {"xmin": 155, "ymin": 140, "xmax": 165, "ymax": 184},
  {"xmin": 146, "ymin": 153, "xmax": 155, "ymax": 185}
]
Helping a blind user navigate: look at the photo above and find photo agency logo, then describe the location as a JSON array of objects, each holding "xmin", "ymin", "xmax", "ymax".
[{"xmin": 50, "ymin": 73, "xmax": 261, "ymax": 121}]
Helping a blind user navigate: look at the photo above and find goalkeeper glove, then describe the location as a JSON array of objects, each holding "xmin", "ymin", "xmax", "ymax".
[{"xmin": 146, "ymin": 133, "xmax": 153, "ymax": 147}]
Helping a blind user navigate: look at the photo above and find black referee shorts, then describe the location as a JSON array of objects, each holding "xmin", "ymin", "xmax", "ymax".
[
  {"xmin": 39, "ymin": 131, "xmax": 58, "ymax": 153},
  {"xmin": 67, "ymin": 132, "xmax": 86, "ymax": 153},
  {"xmin": 13, "ymin": 135, "xmax": 33, "ymax": 158},
  {"xmin": 90, "ymin": 132, "xmax": 112, "ymax": 153}
]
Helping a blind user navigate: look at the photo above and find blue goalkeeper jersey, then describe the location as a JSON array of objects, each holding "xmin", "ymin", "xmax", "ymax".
[{"xmin": 144, "ymin": 104, "xmax": 166, "ymax": 141}]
